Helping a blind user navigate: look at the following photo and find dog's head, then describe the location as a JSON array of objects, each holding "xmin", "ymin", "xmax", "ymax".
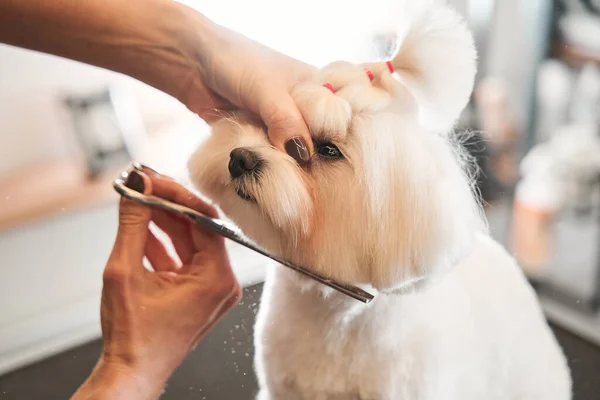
[{"xmin": 189, "ymin": 5, "xmax": 485, "ymax": 292}]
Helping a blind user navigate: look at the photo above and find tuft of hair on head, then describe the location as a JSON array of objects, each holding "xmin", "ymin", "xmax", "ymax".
[
  {"xmin": 366, "ymin": 4, "xmax": 477, "ymax": 132},
  {"xmin": 292, "ymin": 83, "xmax": 352, "ymax": 139},
  {"xmin": 292, "ymin": 61, "xmax": 394, "ymax": 137}
]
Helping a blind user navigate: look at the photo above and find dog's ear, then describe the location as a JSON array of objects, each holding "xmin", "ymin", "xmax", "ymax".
[{"xmin": 370, "ymin": 6, "xmax": 477, "ymax": 131}]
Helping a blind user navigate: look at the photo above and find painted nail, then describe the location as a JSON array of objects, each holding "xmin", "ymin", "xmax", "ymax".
[
  {"xmin": 132, "ymin": 162, "xmax": 159, "ymax": 176},
  {"xmin": 125, "ymin": 170, "xmax": 145, "ymax": 193},
  {"xmin": 285, "ymin": 137, "xmax": 310, "ymax": 164},
  {"xmin": 139, "ymin": 163, "xmax": 159, "ymax": 175}
]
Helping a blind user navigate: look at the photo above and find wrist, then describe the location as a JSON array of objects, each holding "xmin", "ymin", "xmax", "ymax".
[
  {"xmin": 172, "ymin": 3, "xmax": 221, "ymax": 83},
  {"xmin": 72, "ymin": 357, "xmax": 166, "ymax": 400},
  {"xmin": 138, "ymin": 0, "xmax": 206, "ymax": 103},
  {"xmin": 160, "ymin": 2, "xmax": 223, "ymax": 106}
]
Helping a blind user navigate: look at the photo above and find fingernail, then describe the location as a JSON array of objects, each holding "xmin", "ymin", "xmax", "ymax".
[
  {"xmin": 140, "ymin": 163, "xmax": 159, "ymax": 175},
  {"xmin": 285, "ymin": 137, "xmax": 310, "ymax": 164},
  {"xmin": 132, "ymin": 162, "xmax": 159, "ymax": 176},
  {"xmin": 125, "ymin": 170, "xmax": 145, "ymax": 193}
]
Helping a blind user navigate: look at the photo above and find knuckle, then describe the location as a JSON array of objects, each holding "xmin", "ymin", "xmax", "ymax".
[
  {"xmin": 197, "ymin": 201, "xmax": 219, "ymax": 219},
  {"xmin": 231, "ymin": 283, "xmax": 243, "ymax": 302},
  {"xmin": 118, "ymin": 208, "xmax": 146, "ymax": 227},
  {"xmin": 212, "ymin": 274, "xmax": 241, "ymax": 302},
  {"xmin": 102, "ymin": 267, "xmax": 128, "ymax": 287},
  {"xmin": 265, "ymin": 106, "xmax": 301, "ymax": 132}
]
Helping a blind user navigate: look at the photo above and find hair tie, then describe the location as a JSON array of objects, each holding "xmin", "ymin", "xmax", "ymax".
[
  {"xmin": 323, "ymin": 83, "xmax": 336, "ymax": 93},
  {"xmin": 386, "ymin": 61, "xmax": 394, "ymax": 74},
  {"xmin": 364, "ymin": 68, "xmax": 374, "ymax": 81}
]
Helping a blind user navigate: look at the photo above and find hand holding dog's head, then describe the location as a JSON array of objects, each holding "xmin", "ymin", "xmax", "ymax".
[{"xmin": 189, "ymin": 4, "xmax": 485, "ymax": 292}]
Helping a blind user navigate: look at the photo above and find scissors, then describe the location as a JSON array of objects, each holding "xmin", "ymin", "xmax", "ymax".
[{"xmin": 113, "ymin": 164, "xmax": 375, "ymax": 304}]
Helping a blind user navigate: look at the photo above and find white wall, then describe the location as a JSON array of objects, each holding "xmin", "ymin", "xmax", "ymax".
[{"xmin": 0, "ymin": 44, "xmax": 192, "ymax": 175}]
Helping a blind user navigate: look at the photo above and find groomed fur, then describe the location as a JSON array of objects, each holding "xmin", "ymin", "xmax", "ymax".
[{"xmin": 188, "ymin": 3, "xmax": 571, "ymax": 399}]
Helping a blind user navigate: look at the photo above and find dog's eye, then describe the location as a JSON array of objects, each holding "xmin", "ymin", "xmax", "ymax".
[{"xmin": 316, "ymin": 143, "xmax": 343, "ymax": 159}]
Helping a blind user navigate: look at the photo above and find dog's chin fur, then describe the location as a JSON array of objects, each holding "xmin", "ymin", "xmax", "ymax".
[{"xmin": 188, "ymin": 3, "xmax": 571, "ymax": 399}]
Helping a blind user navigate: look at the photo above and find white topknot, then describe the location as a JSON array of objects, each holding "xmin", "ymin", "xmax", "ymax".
[{"xmin": 294, "ymin": 5, "xmax": 476, "ymax": 136}]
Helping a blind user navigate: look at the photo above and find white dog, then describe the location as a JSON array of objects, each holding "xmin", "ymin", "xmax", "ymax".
[{"xmin": 188, "ymin": 3, "xmax": 571, "ymax": 399}]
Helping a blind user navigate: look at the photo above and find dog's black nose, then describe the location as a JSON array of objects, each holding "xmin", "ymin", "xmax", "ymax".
[{"xmin": 229, "ymin": 148, "xmax": 260, "ymax": 178}]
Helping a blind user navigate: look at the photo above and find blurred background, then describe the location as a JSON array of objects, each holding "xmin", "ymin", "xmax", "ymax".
[{"xmin": 1, "ymin": 0, "xmax": 600, "ymax": 399}]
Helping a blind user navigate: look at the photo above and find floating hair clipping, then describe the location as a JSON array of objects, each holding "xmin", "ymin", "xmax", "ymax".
[
  {"xmin": 386, "ymin": 61, "xmax": 395, "ymax": 74},
  {"xmin": 364, "ymin": 68, "xmax": 374, "ymax": 81},
  {"xmin": 323, "ymin": 83, "xmax": 336, "ymax": 93}
]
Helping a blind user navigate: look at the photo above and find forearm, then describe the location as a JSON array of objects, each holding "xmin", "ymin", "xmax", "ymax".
[{"xmin": 0, "ymin": 0, "xmax": 210, "ymax": 104}]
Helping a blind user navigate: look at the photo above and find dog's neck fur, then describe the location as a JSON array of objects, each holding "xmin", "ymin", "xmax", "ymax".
[
  {"xmin": 279, "ymin": 260, "xmax": 434, "ymax": 317},
  {"xmin": 269, "ymin": 260, "xmax": 459, "ymax": 343}
]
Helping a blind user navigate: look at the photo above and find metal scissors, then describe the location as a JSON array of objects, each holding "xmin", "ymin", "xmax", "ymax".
[{"xmin": 112, "ymin": 164, "xmax": 374, "ymax": 304}]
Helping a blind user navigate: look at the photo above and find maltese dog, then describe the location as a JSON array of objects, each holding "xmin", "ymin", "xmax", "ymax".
[{"xmin": 188, "ymin": 3, "xmax": 571, "ymax": 399}]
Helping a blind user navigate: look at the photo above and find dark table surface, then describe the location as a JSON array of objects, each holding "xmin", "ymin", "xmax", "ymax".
[{"xmin": 1, "ymin": 284, "xmax": 599, "ymax": 400}]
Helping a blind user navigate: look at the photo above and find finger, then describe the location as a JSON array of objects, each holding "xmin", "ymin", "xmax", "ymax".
[
  {"xmin": 134, "ymin": 166, "xmax": 219, "ymax": 221},
  {"xmin": 149, "ymin": 174, "xmax": 219, "ymax": 219},
  {"xmin": 148, "ymin": 175, "xmax": 224, "ymax": 251},
  {"xmin": 176, "ymin": 79, "xmax": 235, "ymax": 123},
  {"xmin": 190, "ymin": 275, "xmax": 242, "ymax": 346},
  {"xmin": 133, "ymin": 163, "xmax": 174, "ymax": 181},
  {"xmin": 191, "ymin": 291, "xmax": 241, "ymax": 345},
  {"xmin": 195, "ymin": 96, "xmax": 236, "ymax": 124},
  {"xmin": 151, "ymin": 209, "xmax": 195, "ymax": 264},
  {"xmin": 134, "ymin": 163, "xmax": 200, "ymax": 264},
  {"xmin": 145, "ymin": 228, "xmax": 180, "ymax": 272},
  {"xmin": 109, "ymin": 170, "xmax": 153, "ymax": 269},
  {"xmin": 259, "ymin": 94, "xmax": 314, "ymax": 164}
]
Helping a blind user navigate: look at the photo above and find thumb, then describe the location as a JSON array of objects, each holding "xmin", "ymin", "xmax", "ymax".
[
  {"xmin": 259, "ymin": 93, "xmax": 313, "ymax": 164},
  {"xmin": 110, "ymin": 170, "xmax": 153, "ymax": 266}
]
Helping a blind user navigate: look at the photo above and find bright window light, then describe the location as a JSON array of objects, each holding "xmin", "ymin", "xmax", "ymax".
[{"xmin": 175, "ymin": 0, "xmax": 402, "ymax": 66}]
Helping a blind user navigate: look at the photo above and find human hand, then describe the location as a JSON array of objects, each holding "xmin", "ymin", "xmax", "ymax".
[
  {"xmin": 0, "ymin": 0, "xmax": 314, "ymax": 163},
  {"xmin": 73, "ymin": 167, "xmax": 241, "ymax": 399},
  {"xmin": 178, "ymin": 10, "xmax": 316, "ymax": 163}
]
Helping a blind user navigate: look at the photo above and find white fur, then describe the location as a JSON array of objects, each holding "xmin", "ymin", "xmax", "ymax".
[{"xmin": 188, "ymin": 3, "xmax": 571, "ymax": 399}]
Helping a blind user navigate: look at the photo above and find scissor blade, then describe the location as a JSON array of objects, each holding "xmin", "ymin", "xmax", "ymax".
[{"xmin": 113, "ymin": 179, "xmax": 374, "ymax": 303}]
